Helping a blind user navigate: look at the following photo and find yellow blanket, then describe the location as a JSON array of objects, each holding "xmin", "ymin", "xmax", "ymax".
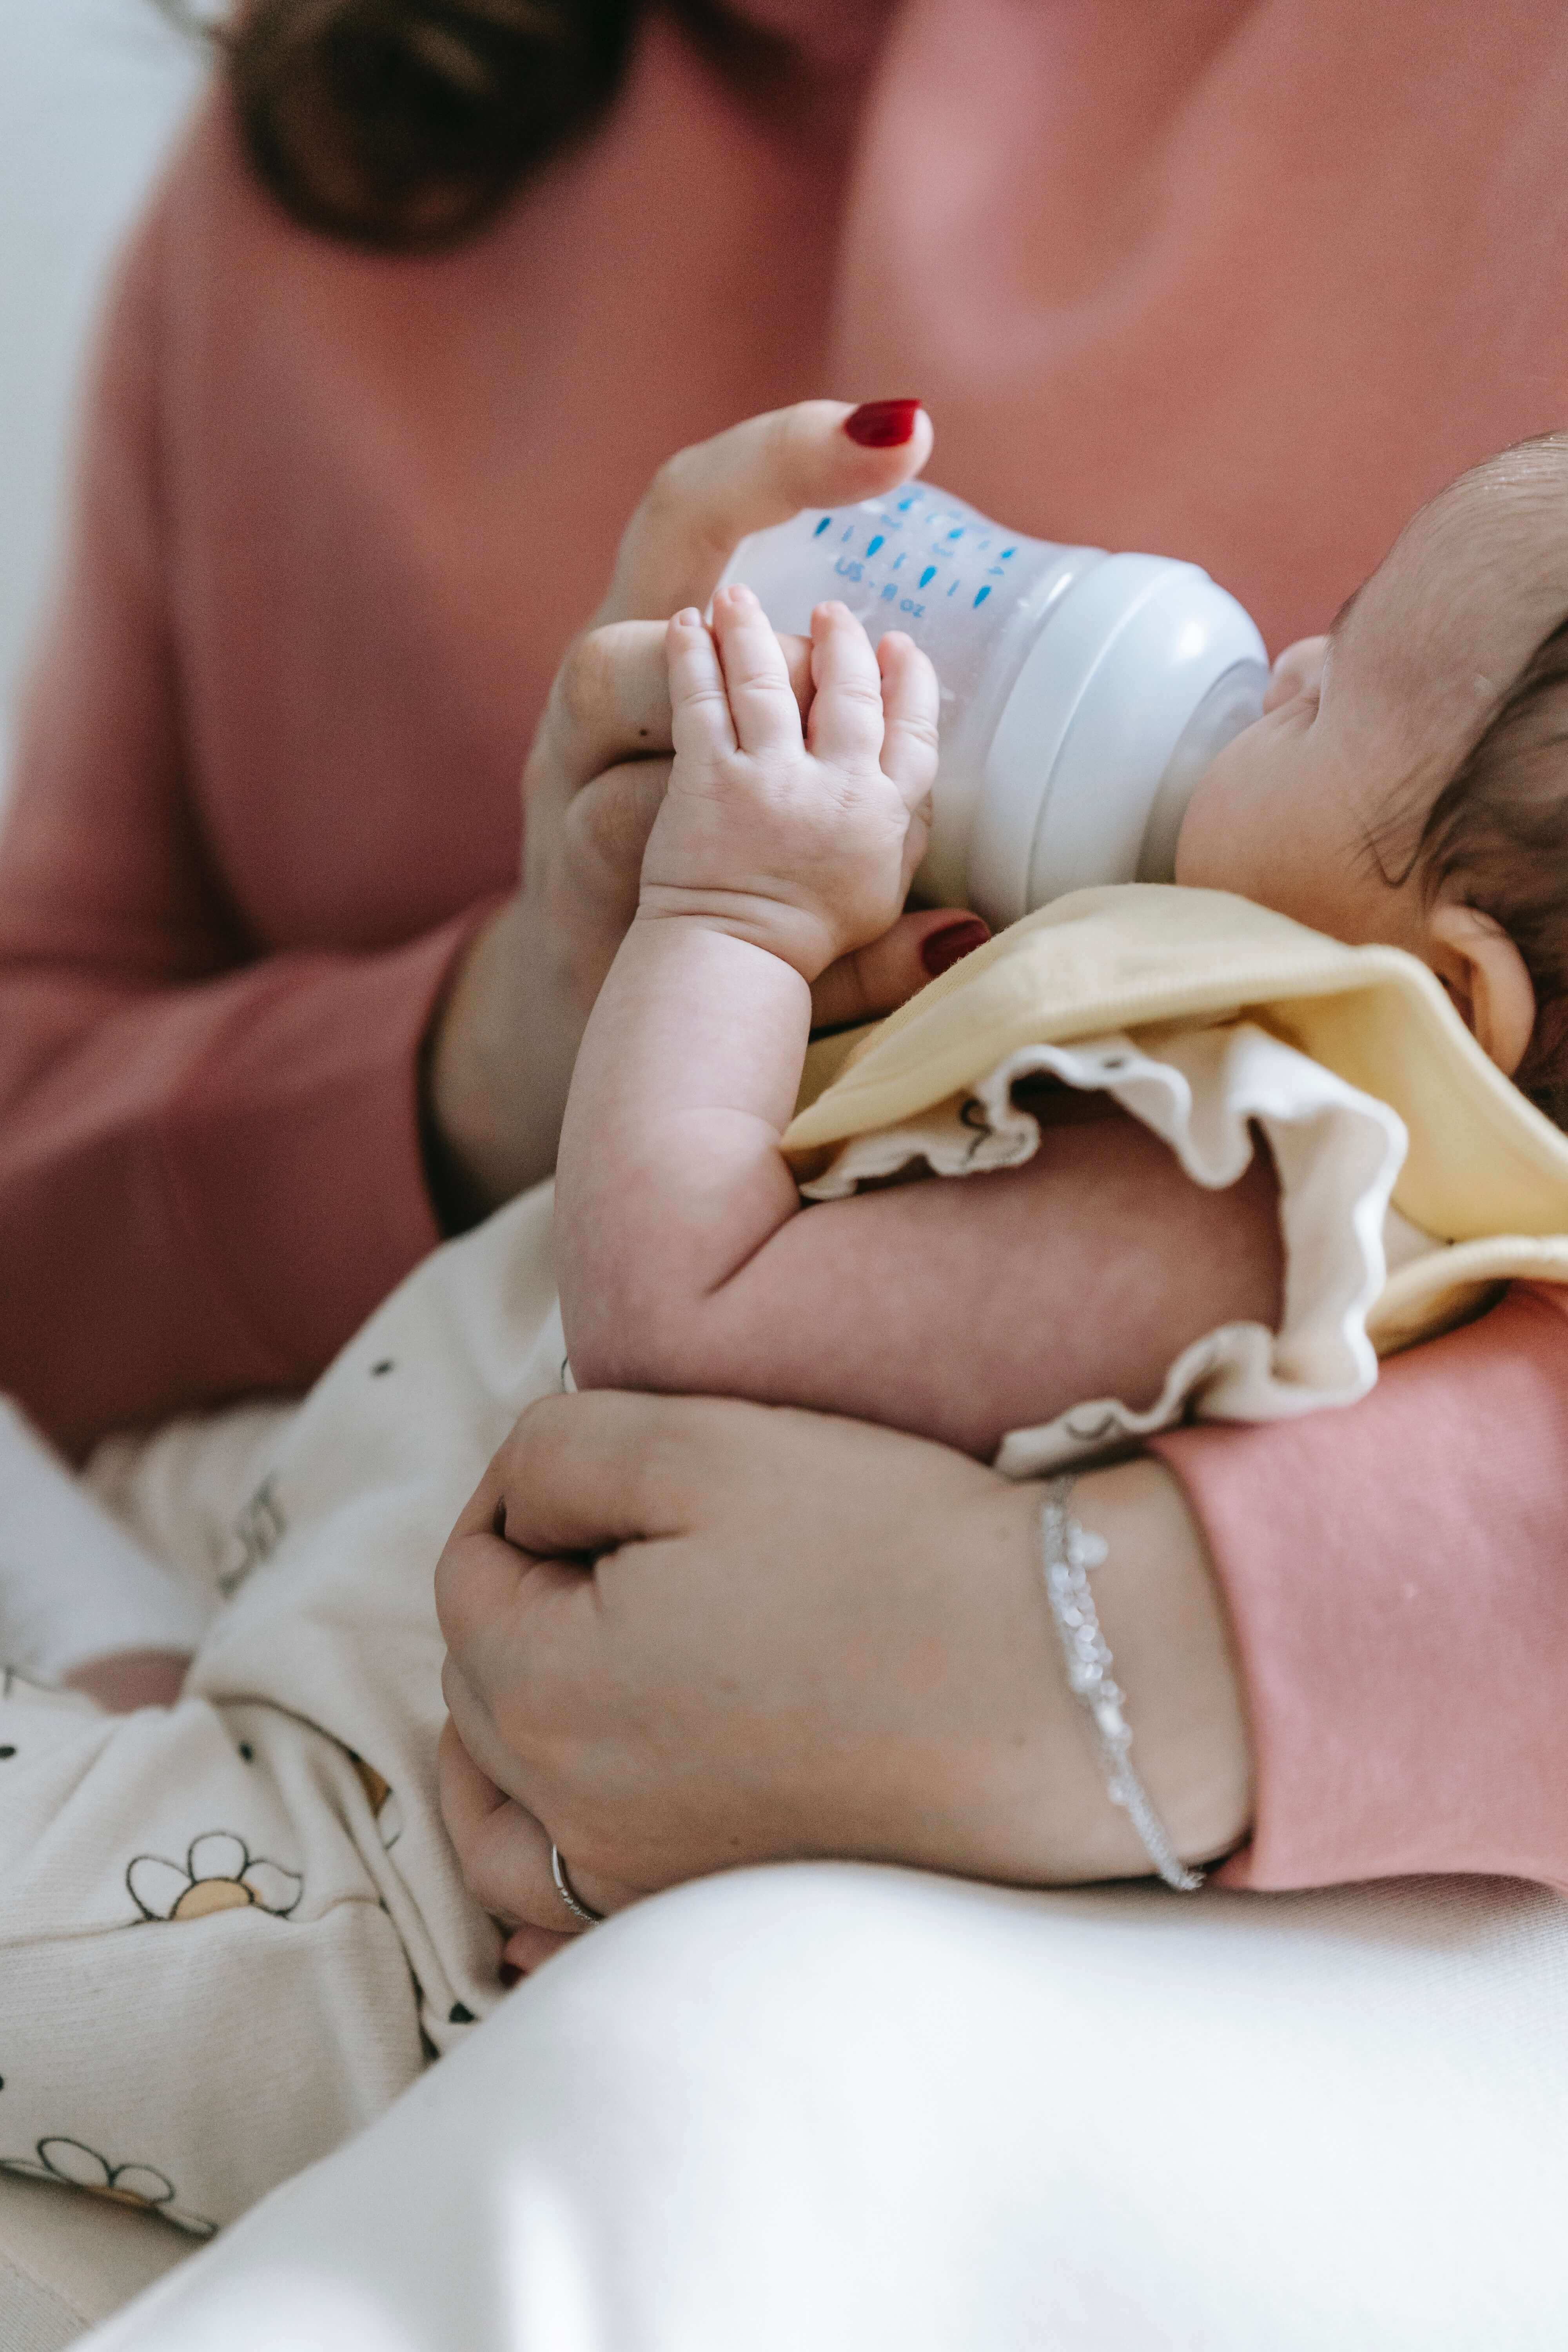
[{"xmin": 787, "ymin": 886, "xmax": 1568, "ymax": 1354}]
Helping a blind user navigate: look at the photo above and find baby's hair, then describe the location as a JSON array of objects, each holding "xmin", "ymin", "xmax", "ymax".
[{"xmin": 1415, "ymin": 604, "xmax": 1568, "ymax": 1125}]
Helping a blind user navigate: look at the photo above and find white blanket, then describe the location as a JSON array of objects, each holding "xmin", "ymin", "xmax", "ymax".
[{"xmin": 69, "ymin": 1863, "xmax": 1568, "ymax": 2350}]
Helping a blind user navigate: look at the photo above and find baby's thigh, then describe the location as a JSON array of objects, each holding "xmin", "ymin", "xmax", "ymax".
[{"xmin": 0, "ymin": 1676, "xmax": 424, "ymax": 2237}]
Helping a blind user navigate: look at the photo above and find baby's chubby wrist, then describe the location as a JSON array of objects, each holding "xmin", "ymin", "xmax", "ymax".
[{"xmin": 631, "ymin": 884, "xmax": 847, "ymax": 987}]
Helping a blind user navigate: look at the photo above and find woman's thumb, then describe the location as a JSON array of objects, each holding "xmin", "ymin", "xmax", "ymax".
[{"xmin": 600, "ymin": 400, "xmax": 933, "ymax": 624}]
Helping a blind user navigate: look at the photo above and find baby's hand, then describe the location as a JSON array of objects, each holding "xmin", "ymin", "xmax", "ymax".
[{"xmin": 640, "ymin": 585, "xmax": 940, "ymax": 982}]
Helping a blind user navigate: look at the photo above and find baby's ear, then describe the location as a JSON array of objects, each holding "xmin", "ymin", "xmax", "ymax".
[{"xmin": 1426, "ymin": 901, "xmax": 1537, "ymax": 1076}]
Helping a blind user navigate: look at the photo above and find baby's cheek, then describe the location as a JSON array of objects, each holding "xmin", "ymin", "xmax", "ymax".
[
  {"xmin": 1175, "ymin": 752, "xmax": 1293, "ymax": 903},
  {"xmin": 1172, "ymin": 775, "xmax": 1236, "ymax": 889}
]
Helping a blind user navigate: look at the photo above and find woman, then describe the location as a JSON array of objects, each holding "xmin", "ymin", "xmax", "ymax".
[{"xmin": 1, "ymin": 0, "xmax": 1566, "ymax": 2338}]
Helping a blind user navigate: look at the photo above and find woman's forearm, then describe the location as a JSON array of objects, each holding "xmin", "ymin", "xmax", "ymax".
[
  {"xmin": 450, "ymin": 1283, "xmax": 1568, "ymax": 1926},
  {"xmin": 422, "ymin": 893, "xmax": 592, "ymax": 1219},
  {"xmin": 437, "ymin": 1392, "xmax": 1252, "ymax": 1937},
  {"xmin": 1063, "ymin": 1455, "xmax": 1253, "ymax": 1875}
]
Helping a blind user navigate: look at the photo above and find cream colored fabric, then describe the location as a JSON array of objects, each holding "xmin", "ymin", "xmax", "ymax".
[
  {"xmin": 0, "ymin": 2174, "xmax": 191, "ymax": 2351},
  {"xmin": 790, "ymin": 886, "xmax": 1568, "ymax": 1349},
  {"xmin": 82, "ymin": 1404, "xmax": 293, "ymax": 1617},
  {"xmin": 0, "ymin": 1187, "xmax": 569, "ymax": 2240},
  {"xmin": 0, "ymin": 1405, "xmax": 211, "ymax": 1679}
]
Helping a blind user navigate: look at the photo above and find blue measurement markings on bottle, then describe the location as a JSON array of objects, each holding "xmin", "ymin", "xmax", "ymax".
[
  {"xmin": 780, "ymin": 494, "xmax": 1036, "ymax": 688},
  {"xmin": 827, "ymin": 505, "xmax": 936, "ymax": 611},
  {"xmin": 805, "ymin": 494, "xmax": 1023, "ymax": 626}
]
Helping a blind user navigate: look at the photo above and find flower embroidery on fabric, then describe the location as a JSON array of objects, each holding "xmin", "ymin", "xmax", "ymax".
[
  {"xmin": 0, "ymin": 2138, "xmax": 215, "ymax": 2237},
  {"xmin": 127, "ymin": 1831, "xmax": 302, "ymax": 1922}
]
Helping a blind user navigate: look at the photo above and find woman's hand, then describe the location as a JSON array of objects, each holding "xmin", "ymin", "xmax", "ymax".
[
  {"xmin": 436, "ymin": 1394, "xmax": 1254, "ymax": 1973},
  {"xmin": 424, "ymin": 402, "xmax": 984, "ymax": 1218}
]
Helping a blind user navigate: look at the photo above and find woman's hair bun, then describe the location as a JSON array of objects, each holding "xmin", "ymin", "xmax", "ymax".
[{"xmin": 163, "ymin": 0, "xmax": 639, "ymax": 249}]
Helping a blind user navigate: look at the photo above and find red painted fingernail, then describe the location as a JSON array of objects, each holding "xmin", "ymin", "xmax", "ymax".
[
  {"xmin": 920, "ymin": 917, "xmax": 989, "ymax": 978},
  {"xmin": 844, "ymin": 400, "xmax": 923, "ymax": 448},
  {"xmin": 498, "ymin": 1962, "xmax": 522, "ymax": 1987}
]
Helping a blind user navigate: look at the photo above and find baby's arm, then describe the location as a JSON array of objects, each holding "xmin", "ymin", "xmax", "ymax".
[
  {"xmin": 557, "ymin": 586, "xmax": 936, "ymax": 1385},
  {"xmin": 557, "ymin": 592, "xmax": 1283, "ymax": 1460}
]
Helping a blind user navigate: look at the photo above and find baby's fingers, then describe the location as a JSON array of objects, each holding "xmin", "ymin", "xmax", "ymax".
[
  {"xmin": 666, "ymin": 608, "xmax": 737, "ymax": 764},
  {"xmin": 806, "ymin": 601, "xmax": 888, "ymax": 770},
  {"xmin": 877, "ymin": 632, "xmax": 941, "ymax": 810},
  {"xmin": 710, "ymin": 583, "xmax": 805, "ymax": 757}
]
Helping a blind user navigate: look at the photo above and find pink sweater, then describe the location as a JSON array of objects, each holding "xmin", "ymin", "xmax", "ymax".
[
  {"xmin": 3, "ymin": 0, "xmax": 1566, "ymax": 1892},
  {"xmin": 1156, "ymin": 1285, "xmax": 1568, "ymax": 1896}
]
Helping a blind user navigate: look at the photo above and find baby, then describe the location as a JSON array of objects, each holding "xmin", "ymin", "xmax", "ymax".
[
  {"xmin": 4, "ymin": 432, "xmax": 1568, "ymax": 2241},
  {"xmin": 552, "ymin": 433, "xmax": 1568, "ymax": 1459}
]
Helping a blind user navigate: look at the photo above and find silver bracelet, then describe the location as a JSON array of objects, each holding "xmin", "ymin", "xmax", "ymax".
[{"xmin": 1041, "ymin": 1476, "xmax": 1204, "ymax": 1893}]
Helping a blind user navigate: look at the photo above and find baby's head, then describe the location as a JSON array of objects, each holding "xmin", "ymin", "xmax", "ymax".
[{"xmin": 1176, "ymin": 435, "xmax": 1568, "ymax": 1118}]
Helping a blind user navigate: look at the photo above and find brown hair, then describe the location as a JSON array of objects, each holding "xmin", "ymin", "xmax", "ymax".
[
  {"xmin": 157, "ymin": 1, "xmax": 638, "ymax": 248},
  {"xmin": 1416, "ymin": 612, "xmax": 1568, "ymax": 1125}
]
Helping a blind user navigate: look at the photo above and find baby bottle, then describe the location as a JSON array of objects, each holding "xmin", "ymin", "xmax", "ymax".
[{"xmin": 720, "ymin": 483, "xmax": 1269, "ymax": 928}]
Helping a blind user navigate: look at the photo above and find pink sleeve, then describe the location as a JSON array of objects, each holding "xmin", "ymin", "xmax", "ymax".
[
  {"xmin": 1151, "ymin": 1285, "xmax": 1568, "ymax": 1896},
  {"xmin": 0, "ymin": 206, "xmax": 484, "ymax": 1453}
]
